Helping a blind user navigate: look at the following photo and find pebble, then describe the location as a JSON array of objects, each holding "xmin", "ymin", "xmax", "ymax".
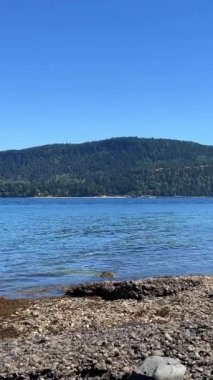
[{"xmin": 165, "ymin": 332, "xmax": 173, "ymax": 342}]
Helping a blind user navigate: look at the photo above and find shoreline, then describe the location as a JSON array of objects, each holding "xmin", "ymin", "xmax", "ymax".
[
  {"xmin": 0, "ymin": 275, "xmax": 212, "ymax": 379},
  {"xmin": 2, "ymin": 273, "xmax": 212, "ymax": 300},
  {"xmin": 1, "ymin": 195, "xmax": 213, "ymax": 199}
]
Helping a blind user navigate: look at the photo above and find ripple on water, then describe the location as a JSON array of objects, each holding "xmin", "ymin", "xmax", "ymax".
[{"xmin": 0, "ymin": 197, "xmax": 213, "ymax": 298}]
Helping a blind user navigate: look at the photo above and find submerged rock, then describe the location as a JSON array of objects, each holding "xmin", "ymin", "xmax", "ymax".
[{"xmin": 99, "ymin": 271, "xmax": 115, "ymax": 278}]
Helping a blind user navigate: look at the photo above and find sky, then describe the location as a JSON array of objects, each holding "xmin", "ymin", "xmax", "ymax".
[{"xmin": 0, "ymin": 0, "xmax": 213, "ymax": 150}]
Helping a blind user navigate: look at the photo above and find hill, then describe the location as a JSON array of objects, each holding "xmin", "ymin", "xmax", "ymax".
[{"xmin": 0, "ymin": 137, "xmax": 213, "ymax": 197}]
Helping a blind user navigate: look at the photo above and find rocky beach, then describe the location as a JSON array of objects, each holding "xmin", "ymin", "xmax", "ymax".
[{"xmin": 0, "ymin": 276, "xmax": 212, "ymax": 380}]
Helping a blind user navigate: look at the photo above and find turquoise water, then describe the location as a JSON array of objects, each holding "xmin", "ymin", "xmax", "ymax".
[{"xmin": 0, "ymin": 197, "xmax": 212, "ymax": 298}]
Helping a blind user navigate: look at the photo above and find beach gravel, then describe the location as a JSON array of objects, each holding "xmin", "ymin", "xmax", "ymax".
[{"xmin": 0, "ymin": 276, "xmax": 212, "ymax": 380}]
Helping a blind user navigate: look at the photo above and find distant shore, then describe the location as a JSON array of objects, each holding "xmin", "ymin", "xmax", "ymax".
[
  {"xmin": 33, "ymin": 195, "xmax": 131, "ymax": 199},
  {"xmin": 2, "ymin": 195, "xmax": 213, "ymax": 199},
  {"xmin": 2, "ymin": 194, "xmax": 213, "ymax": 201},
  {"xmin": 0, "ymin": 275, "xmax": 212, "ymax": 379}
]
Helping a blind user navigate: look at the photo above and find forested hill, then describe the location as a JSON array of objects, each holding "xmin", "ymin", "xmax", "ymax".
[{"xmin": 1, "ymin": 137, "xmax": 213, "ymax": 197}]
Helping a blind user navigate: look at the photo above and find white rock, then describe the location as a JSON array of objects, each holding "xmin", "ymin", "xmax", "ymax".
[
  {"xmin": 128, "ymin": 356, "xmax": 186, "ymax": 380},
  {"xmin": 154, "ymin": 362, "xmax": 186, "ymax": 380}
]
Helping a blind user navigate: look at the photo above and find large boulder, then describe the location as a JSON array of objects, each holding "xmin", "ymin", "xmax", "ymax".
[{"xmin": 128, "ymin": 356, "xmax": 186, "ymax": 380}]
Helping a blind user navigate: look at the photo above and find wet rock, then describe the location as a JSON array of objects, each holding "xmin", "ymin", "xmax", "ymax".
[
  {"xmin": 65, "ymin": 277, "xmax": 202, "ymax": 300},
  {"xmin": 99, "ymin": 272, "xmax": 115, "ymax": 278}
]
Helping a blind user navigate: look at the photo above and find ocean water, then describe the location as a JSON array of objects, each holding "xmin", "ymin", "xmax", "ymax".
[{"xmin": 0, "ymin": 197, "xmax": 212, "ymax": 298}]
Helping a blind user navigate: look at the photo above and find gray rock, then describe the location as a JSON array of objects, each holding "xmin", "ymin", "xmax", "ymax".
[
  {"xmin": 154, "ymin": 362, "xmax": 186, "ymax": 380},
  {"xmin": 151, "ymin": 350, "xmax": 164, "ymax": 357},
  {"xmin": 128, "ymin": 356, "xmax": 186, "ymax": 380},
  {"xmin": 165, "ymin": 332, "xmax": 173, "ymax": 342}
]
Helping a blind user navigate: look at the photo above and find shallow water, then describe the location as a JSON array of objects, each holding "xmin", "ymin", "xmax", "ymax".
[{"xmin": 0, "ymin": 197, "xmax": 212, "ymax": 298}]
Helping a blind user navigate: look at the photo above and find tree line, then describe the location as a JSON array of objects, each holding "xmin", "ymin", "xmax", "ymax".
[{"xmin": 0, "ymin": 137, "xmax": 213, "ymax": 197}]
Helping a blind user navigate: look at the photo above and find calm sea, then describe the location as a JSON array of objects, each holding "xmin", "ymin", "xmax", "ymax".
[{"xmin": 0, "ymin": 197, "xmax": 212, "ymax": 298}]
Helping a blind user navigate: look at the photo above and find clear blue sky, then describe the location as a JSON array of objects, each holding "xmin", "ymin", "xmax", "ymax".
[{"xmin": 0, "ymin": 0, "xmax": 213, "ymax": 150}]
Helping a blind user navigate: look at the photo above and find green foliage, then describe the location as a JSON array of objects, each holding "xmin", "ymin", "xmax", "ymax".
[{"xmin": 0, "ymin": 137, "xmax": 213, "ymax": 197}]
